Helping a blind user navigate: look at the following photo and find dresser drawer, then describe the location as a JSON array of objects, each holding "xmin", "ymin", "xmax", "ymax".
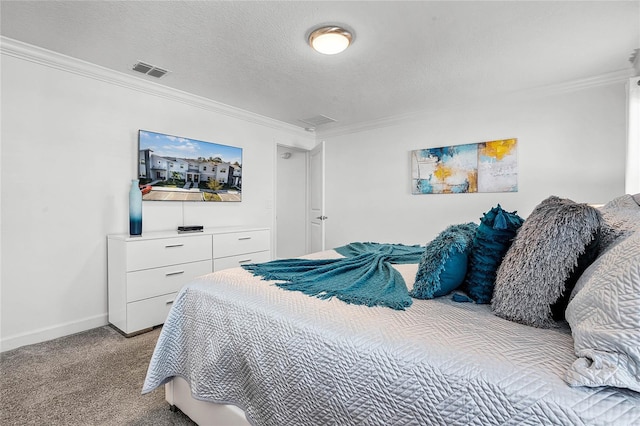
[
  {"xmin": 213, "ymin": 230, "xmax": 270, "ymax": 259},
  {"xmin": 126, "ymin": 259, "xmax": 212, "ymax": 302},
  {"xmin": 213, "ymin": 250, "xmax": 271, "ymax": 271},
  {"xmin": 126, "ymin": 292, "xmax": 178, "ymax": 333},
  {"xmin": 108, "ymin": 228, "xmax": 270, "ymax": 336},
  {"xmin": 126, "ymin": 235, "xmax": 212, "ymax": 271}
]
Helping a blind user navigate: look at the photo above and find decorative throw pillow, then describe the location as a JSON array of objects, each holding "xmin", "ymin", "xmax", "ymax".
[
  {"xmin": 410, "ymin": 223, "xmax": 477, "ymax": 299},
  {"xmin": 462, "ymin": 205, "xmax": 523, "ymax": 304},
  {"xmin": 491, "ymin": 196, "xmax": 601, "ymax": 328},
  {"xmin": 564, "ymin": 232, "xmax": 640, "ymax": 393}
]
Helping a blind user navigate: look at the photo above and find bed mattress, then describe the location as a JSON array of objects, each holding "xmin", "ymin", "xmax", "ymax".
[{"xmin": 143, "ymin": 251, "xmax": 640, "ymax": 425}]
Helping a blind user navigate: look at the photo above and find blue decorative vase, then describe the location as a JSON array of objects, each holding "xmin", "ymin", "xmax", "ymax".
[{"xmin": 129, "ymin": 179, "xmax": 142, "ymax": 236}]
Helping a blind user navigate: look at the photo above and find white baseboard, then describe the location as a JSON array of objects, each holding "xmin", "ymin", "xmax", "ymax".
[{"xmin": 0, "ymin": 313, "xmax": 108, "ymax": 352}]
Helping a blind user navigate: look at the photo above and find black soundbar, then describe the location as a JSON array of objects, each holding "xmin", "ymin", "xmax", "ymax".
[{"xmin": 177, "ymin": 225, "xmax": 204, "ymax": 233}]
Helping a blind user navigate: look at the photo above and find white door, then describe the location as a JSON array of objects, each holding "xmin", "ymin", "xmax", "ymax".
[
  {"xmin": 309, "ymin": 141, "xmax": 326, "ymax": 253},
  {"xmin": 276, "ymin": 145, "xmax": 308, "ymax": 259}
]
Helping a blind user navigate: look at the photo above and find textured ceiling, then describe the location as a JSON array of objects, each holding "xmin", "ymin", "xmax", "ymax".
[{"xmin": 1, "ymin": 1, "xmax": 638, "ymax": 133}]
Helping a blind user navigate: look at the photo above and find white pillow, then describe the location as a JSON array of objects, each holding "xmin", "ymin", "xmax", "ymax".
[
  {"xmin": 598, "ymin": 194, "xmax": 640, "ymax": 251},
  {"xmin": 565, "ymin": 232, "xmax": 640, "ymax": 392}
]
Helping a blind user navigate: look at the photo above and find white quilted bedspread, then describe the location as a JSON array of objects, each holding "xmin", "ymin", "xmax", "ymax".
[{"xmin": 143, "ymin": 253, "xmax": 640, "ymax": 425}]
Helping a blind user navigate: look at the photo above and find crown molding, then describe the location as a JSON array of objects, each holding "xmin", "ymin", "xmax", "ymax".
[
  {"xmin": 0, "ymin": 36, "xmax": 309, "ymax": 138},
  {"xmin": 3, "ymin": 36, "xmax": 633, "ymax": 141},
  {"xmin": 317, "ymin": 68, "xmax": 636, "ymax": 139},
  {"xmin": 512, "ymin": 69, "xmax": 635, "ymax": 99}
]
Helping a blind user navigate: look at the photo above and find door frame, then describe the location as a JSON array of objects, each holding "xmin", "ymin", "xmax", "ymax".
[{"xmin": 308, "ymin": 141, "xmax": 326, "ymax": 253}]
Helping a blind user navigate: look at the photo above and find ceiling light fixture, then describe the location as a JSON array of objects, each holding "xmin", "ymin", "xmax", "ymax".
[{"xmin": 308, "ymin": 26, "xmax": 353, "ymax": 55}]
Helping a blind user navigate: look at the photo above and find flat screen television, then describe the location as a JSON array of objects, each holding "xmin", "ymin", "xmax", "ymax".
[{"xmin": 138, "ymin": 130, "xmax": 242, "ymax": 202}]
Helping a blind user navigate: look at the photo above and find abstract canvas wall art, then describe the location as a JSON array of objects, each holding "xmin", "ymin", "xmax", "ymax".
[
  {"xmin": 411, "ymin": 143, "xmax": 478, "ymax": 194},
  {"xmin": 412, "ymin": 138, "xmax": 517, "ymax": 194},
  {"xmin": 477, "ymin": 138, "xmax": 518, "ymax": 193}
]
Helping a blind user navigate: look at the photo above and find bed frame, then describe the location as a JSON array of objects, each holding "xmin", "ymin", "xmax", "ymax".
[{"xmin": 165, "ymin": 377, "xmax": 251, "ymax": 426}]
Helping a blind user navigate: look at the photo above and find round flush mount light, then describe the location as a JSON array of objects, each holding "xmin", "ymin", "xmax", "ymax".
[{"xmin": 308, "ymin": 26, "xmax": 353, "ymax": 55}]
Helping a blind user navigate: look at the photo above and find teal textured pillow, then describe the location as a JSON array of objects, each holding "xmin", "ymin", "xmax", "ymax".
[
  {"xmin": 462, "ymin": 205, "xmax": 523, "ymax": 304},
  {"xmin": 410, "ymin": 223, "xmax": 478, "ymax": 299}
]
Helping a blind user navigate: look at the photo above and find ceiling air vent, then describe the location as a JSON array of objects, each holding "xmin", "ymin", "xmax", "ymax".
[
  {"xmin": 132, "ymin": 61, "xmax": 169, "ymax": 78},
  {"xmin": 298, "ymin": 115, "xmax": 337, "ymax": 129}
]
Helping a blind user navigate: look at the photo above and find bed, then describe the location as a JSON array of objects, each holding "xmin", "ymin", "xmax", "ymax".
[{"xmin": 143, "ymin": 196, "xmax": 640, "ymax": 425}]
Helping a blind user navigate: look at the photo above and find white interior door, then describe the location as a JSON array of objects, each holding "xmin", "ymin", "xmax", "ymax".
[
  {"xmin": 309, "ymin": 141, "xmax": 326, "ymax": 253},
  {"xmin": 626, "ymin": 76, "xmax": 640, "ymax": 194},
  {"xmin": 276, "ymin": 145, "xmax": 308, "ymax": 259}
]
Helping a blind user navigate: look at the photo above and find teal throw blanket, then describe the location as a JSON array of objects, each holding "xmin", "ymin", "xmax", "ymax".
[{"xmin": 242, "ymin": 242, "xmax": 424, "ymax": 310}]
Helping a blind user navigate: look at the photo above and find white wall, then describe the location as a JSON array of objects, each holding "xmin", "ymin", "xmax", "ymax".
[
  {"xmin": 321, "ymin": 82, "xmax": 627, "ymax": 249},
  {"xmin": 0, "ymin": 40, "xmax": 315, "ymax": 351}
]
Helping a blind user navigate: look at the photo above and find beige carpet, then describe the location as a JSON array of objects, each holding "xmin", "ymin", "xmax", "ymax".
[{"xmin": 0, "ymin": 325, "xmax": 195, "ymax": 425}]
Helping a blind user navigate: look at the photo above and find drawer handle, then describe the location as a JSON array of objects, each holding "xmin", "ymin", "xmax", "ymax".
[
  {"xmin": 165, "ymin": 243, "xmax": 184, "ymax": 248},
  {"xmin": 165, "ymin": 270, "xmax": 185, "ymax": 276},
  {"xmin": 238, "ymin": 259, "xmax": 252, "ymax": 263},
  {"xmin": 238, "ymin": 237, "xmax": 252, "ymax": 240},
  {"xmin": 166, "ymin": 299, "xmax": 174, "ymax": 305}
]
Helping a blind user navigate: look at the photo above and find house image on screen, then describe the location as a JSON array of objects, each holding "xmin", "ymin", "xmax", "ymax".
[{"xmin": 139, "ymin": 149, "xmax": 242, "ymax": 189}]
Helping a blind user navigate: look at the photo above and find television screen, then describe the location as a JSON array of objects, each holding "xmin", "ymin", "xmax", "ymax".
[{"xmin": 138, "ymin": 130, "xmax": 242, "ymax": 202}]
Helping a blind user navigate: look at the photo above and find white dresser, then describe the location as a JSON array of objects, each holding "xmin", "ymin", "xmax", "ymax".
[{"xmin": 107, "ymin": 227, "xmax": 270, "ymax": 336}]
